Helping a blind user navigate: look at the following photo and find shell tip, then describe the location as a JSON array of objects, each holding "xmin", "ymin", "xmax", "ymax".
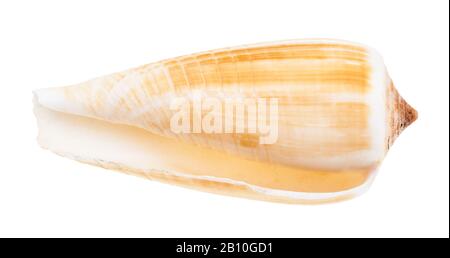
[
  {"xmin": 399, "ymin": 97, "xmax": 418, "ymax": 129},
  {"xmin": 387, "ymin": 83, "xmax": 418, "ymax": 148}
]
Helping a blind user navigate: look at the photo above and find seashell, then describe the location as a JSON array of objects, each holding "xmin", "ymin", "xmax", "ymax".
[{"xmin": 33, "ymin": 39, "xmax": 417, "ymax": 204}]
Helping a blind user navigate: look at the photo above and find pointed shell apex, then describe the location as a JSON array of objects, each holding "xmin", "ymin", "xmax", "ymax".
[{"xmin": 387, "ymin": 83, "xmax": 418, "ymax": 148}]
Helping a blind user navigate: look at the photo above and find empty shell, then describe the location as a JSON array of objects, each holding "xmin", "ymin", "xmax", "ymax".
[{"xmin": 34, "ymin": 39, "xmax": 417, "ymax": 203}]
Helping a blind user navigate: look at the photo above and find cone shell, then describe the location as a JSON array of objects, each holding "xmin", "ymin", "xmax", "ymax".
[{"xmin": 34, "ymin": 39, "xmax": 417, "ymax": 204}]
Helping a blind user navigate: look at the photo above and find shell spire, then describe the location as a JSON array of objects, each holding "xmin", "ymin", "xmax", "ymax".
[{"xmin": 387, "ymin": 82, "xmax": 418, "ymax": 149}]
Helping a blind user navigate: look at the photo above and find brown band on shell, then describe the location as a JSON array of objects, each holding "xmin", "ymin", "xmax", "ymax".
[{"xmin": 386, "ymin": 82, "xmax": 418, "ymax": 149}]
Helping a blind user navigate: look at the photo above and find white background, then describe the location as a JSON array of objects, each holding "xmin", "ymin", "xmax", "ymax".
[{"xmin": 0, "ymin": 0, "xmax": 448, "ymax": 238}]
